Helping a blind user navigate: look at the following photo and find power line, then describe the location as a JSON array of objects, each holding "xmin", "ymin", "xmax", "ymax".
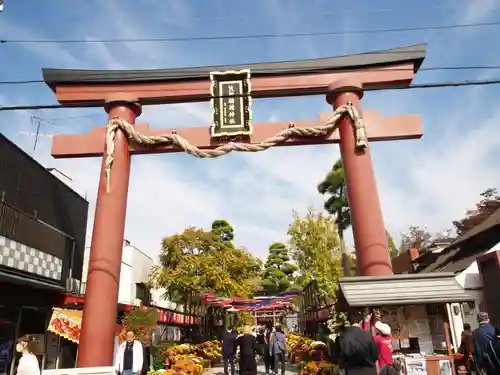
[
  {"xmin": 3, "ymin": 65, "xmax": 500, "ymax": 86},
  {"xmin": 1, "ymin": 78, "xmax": 500, "ymax": 112},
  {"xmin": 1, "ymin": 20, "xmax": 499, "ymax": 45}
]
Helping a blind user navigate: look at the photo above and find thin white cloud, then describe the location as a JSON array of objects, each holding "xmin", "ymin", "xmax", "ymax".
[
  {"xmin": 454, "ymin": 0, "xmax": 500, "ymax": 25},
  {"xmin": 3, "ymin": 1, "xmax": 500, "ymax": 262}
]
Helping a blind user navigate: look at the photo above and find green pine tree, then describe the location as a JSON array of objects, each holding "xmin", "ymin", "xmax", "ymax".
[
  {"xmin": 261, "ymin": 242, "xmax": 298, "ymax": 295},
  {"xmin": 318, "ymin": 159, "xmax": 399, "ymax": 271},
  {"xmin": 317, "ymin": 159, "xmax": 351, "ymax": 275},
  {"xmin": 211, "ymin": 219, "xmax": 235, "ymax": 247}
]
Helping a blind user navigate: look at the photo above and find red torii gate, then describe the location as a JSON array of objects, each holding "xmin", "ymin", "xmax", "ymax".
[{"xmin": 42, "ymin": 44, "xmax": 425, "ymax": 367}]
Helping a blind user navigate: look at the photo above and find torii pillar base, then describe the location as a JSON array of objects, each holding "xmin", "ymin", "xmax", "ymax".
[
  {"xmin": 326, "ymin": 78, "xmax": 393, "ymax": 276},
  {"xmin": 77, "ymin": 94, "xmax": 142, "ymax": 367}
]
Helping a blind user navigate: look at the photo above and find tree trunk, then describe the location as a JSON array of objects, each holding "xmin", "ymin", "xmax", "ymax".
[{"xmin": 339, "ymin": 230, "xmax": 350, "ymax": 276}]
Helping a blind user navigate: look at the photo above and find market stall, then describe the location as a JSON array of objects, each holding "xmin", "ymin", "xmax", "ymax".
[
  {"xmin": 155, "ymin": 307, "xmax": 201, "ymax": 343},
  {"xmin": 338, "ymin": 272, "xmax": 482, "ymax": 375},
  {"xmin": 297, "ymin": 280, "xmax": 333, "ymax": 340}
]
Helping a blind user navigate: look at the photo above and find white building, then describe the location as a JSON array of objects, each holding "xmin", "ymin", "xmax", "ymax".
[
  {"xmin": 151, "ymin": 288, "xmax": 183, "ymax": 311},
  {"xmin": 81, "ymin": 239, "xmax": 154, "ymax": 306}
]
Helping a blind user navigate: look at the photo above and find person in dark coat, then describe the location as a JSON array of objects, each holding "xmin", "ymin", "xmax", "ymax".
[
  {"xmin": 473, "ymin": 312, "xmax": 499, "ymax": 374},
  {"xmin": 141, "ymin": 345, "xmax": 151, "ymax": 374},
  {"xmin": 255, "ymin": 327, "xmax": 266, "ymax": 357},
  {"xmin": 220, "ymin": 326, "xmax": 238, "ymax": 375},
  {"xmin": 260, "ymin": 323, "xmax": 273, "ymax": 374},
  {"xmin": 337, "ymin": 310, "xmax": 378, "ymax": 375},
  {"xmin": 459, "ymin": 323, "xmax": 475, "ymax": 373},
  {"xmin": 236, "ymin": 325, "xmax": 258, "ymax": 375}
]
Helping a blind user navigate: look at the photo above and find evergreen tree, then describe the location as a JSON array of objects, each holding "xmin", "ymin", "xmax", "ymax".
[
  {"xmin": 211, "ymin": 219, "xmax": 235, "ymax": 247},
  {"xmin": 317, "ymin": 159, "xmax": 351, "ymax": 275},
  {"xmin": 318, "ymin": 160, "xmax": 399, "ymax": 271},
  {"xmin": 261, "ymin": 242, "xmax": 298, "ymax": 295}
]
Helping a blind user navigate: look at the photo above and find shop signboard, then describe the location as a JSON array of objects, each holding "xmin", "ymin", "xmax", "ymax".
[{"xmin": 405, "ymin": 357, "xmax": 427, "ymax": 375}]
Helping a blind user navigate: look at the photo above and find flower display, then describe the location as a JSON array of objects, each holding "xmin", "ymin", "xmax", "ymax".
[
  {"xmin": 287, "ymin": 333, "xmax": 314, "ymax": 364},
  {"xmin": 288, "ymin": 333, "xmax": 339, "ymax": 375},
  {"xmin": 302, "ymin": 360, "xmax": 339, "ymax": 375},
  {"xmin": 158, "ymin": 340, "xmax": 222, "ymax": 369}
]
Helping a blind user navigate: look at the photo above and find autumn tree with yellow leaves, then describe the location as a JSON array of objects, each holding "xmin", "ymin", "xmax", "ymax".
[
  {"xmin": 287, "ymin": 209, "xmax": 343, "ymax": 302},
  {"xmin": 151, "ymin": 223, "xmax": 262, "ymax": 305}
]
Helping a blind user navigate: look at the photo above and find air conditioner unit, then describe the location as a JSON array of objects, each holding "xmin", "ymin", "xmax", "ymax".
[{"xmin": 65, "ymin": 278, "xmax": 81, "ymax": 294}]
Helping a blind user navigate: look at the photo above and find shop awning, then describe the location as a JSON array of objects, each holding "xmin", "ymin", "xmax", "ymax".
[
  {"xmin": 339, "ymin": 272, "xmax": 482, "ymax": 307},
  {"xmin": 47, "ymin": 308, "xmax": 124, "ymax": 343},
  {"xmin": 47, "ymin": 308, "xmax": 82, "ymax": 343},
  {"xmin": 0, "ymin": 270, "xmax": 65, "ymax": 292}
]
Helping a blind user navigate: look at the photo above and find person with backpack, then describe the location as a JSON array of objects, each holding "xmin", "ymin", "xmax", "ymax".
[
  {"xmin": 269, "ymin": 326, "xmax": 288, "ymax": 375},
  {"xmin": 473, "ymin": 312, "xmax": 500, "ymax": 375}
]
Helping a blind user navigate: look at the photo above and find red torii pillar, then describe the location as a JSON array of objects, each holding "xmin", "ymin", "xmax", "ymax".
[
  {"xmin": 327, "ymin": 78, "xmax": 392, "ymax": 276},
  {"xmin": 77, "ymin": 94, "xmax": 141, "ymax": 367}
]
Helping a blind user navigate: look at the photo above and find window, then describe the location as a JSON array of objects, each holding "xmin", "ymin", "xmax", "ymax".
[{"xmin": 135, "ymin": 283, "xmax": 151, "ymax": 305}]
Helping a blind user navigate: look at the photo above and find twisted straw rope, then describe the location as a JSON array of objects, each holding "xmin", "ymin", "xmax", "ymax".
[{"xmin": 104, "ymin": 103, "xmax": 367, "ymax": 192}]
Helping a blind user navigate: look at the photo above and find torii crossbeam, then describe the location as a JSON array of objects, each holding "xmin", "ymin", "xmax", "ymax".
[
  {"xmin": 51, "ymin": 110, "xmax": 421, "ymax": 157},
  {"xmin": 42, "ymin": 44, "xmax": 426, "ymax": 368}
]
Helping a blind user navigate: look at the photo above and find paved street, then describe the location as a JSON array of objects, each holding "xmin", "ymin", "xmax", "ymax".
[{"xmin": 208, "ymin": 364, "xmax": 299, "ymax": 375}]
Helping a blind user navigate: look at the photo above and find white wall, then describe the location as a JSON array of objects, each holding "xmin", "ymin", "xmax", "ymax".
[
  {"xmin": 151, "ymin": 288, "xmax": 184, "ymax": 312},
  {"xmin": 447, "ymin": 241, "xmax": 500, "ymax": 350},
  {"xmin": 455, "ymin": 240, "xmax": 500, "ymax": 289},
  {"xmin": 81, "ymin": 240, "xmax": 154, "ymax": 306}
]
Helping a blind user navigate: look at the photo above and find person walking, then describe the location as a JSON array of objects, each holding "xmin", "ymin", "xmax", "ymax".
[
  {"xmin": 114, "ymin": 330, "xmax": 144, "ymax": 375},
  {"xmin": 15, "ymin": 335, "xmax": 40, "ymax": 375},
  {"xmin": 459, "ymin": 323, "xmax": 475, "ymax": 374},
  {"xmin": 337, "ymin": 310, "xmax": 378, "ymax": 375},
  {"xmin": 261, "ymin": 324, "xmax": 274, "ymax": 375},
  {"xmin": 473, "ymin": 312, "xmax": 499, "ymax": 375},
  {"xmin": 221, "ymin": 326, "xmax": 237, "ymax": 375},
  {"xmin": 269, "ymin": 326, "xmax": 288, "ymax": 375},
  {"xmin": 255, "ymin": 328, "xmax": 266, "ymax": 360},
  {"xmin": 236, "ymin": 325, "xmax": 258, "ymax": 375},
  {"xmin": 373, "ymin": 321, "xmax": 393, "ymax": 372}
]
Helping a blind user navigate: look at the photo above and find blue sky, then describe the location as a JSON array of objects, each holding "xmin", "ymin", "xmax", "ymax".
[{"xmin": 1, "ymin": 0, "xmax": 500, "ymax": 261}]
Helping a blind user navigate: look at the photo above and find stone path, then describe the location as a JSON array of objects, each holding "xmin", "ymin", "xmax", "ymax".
[{"xmin": 207, "ymin": 364, "xmax": 298, "ymax": 375}]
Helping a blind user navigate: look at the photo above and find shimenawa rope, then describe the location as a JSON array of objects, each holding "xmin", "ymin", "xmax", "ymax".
[{"xmin": 104, "ymin": 103, "xmax": 367, "ymax": 192}]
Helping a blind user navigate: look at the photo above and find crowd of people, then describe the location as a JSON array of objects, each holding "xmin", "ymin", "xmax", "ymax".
[
  {"xmin": 459, "ymin": 312, "xmax": 500, "ymax": 375},
  {"xmin": 332, "ymin": 310, "xmax": 398, "ymax": 375},
  {"xmin": 220, "ymin": 324, "xmax": 288, "ymax": 375},
  {"xmin": 332, "ymin": 310, "xmax": 500, "ymax": 375},
  {"xmin": 97, "ymin": 311, "xmax": 500, "ymax": 375}
]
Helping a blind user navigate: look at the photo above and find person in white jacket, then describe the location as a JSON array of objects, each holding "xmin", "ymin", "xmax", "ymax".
[
  {"xmin": 16, "ymin": 335, "xmax": 40, "ymax": 375},
  {"xmin": 114, "ymin": 331, "xmax": 143, "ymax": 375}
]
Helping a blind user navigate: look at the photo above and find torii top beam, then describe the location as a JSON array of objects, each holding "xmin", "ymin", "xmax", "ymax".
[{"xmin": 42, "ymin": 44, "xmax": 426, "ymax": 106}]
